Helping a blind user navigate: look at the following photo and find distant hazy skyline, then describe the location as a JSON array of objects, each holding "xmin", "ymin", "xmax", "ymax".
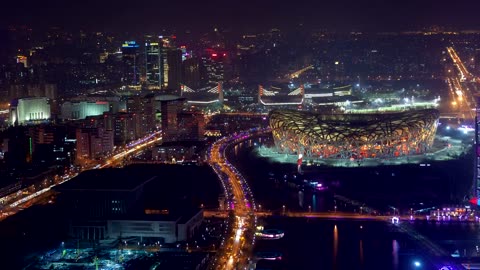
[{"xmin": 2, "ymin": 0, "xmax": 480, "ymax": 32}]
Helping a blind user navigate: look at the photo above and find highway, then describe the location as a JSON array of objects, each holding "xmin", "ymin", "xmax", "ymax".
[
  {"xmin": 447, "ymin": 46, "xmax": 474, "ymax": 82},
  {"xmin": 0, "ymin": 131, "xmax": 162, "ymax": 221},
  {"xmin": 209, "ymin": 129, "xmax": 271, "ymax": 270},
  {"xmin": 287, "ymin": 65, "xmax": 314, "ymax": 79},
  {"xmin": 445, "ymin": 46, "xmax": 478, "ymax": 120}
]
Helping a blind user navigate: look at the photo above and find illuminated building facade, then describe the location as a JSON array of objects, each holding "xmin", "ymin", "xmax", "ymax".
[
  {"xmin": 159, "ymin": 36, "xmax": 176, "ymax": 89},
  {"xmin": 121, "ymin": 41, "xmax": 140, "ymax": 85},
  {"xmin": 60, "ymin": 101, "xmax": 110, "ymax": 120},
  {"xmin": 304, "ymin": 85, "xmax": 352, "ymax": 99},
  {"xmin": 75, "ymin": 127, "xmax": 114, "ymax": 164},
  {"xmin": 202, "ymin": 51, "xmax": 226, "ymax": 85},
  {"xmin": 180, "ymin": 83, "xmax": 223, "ymax": 105},
  {"xmin": 182, "ymin": 57, "xmax": 201, "ymax": 89},
  {"xmin": 127, "ymin": 95, "xmax": 156, "ymax": 136},
  {"xmin": 10, "ymin": 97, "xmax": 51, "ymax": 125},
  {"xmin": 160, "ymin": 97, "xmax": 186, "ymax": 142},
  {"xmin": 177, "ymin": 111, "xmax": 205, "ymax": 141},
  {"xmin": 16, "ymin": 55, "xmax": 28, "ymax": 68},
  {"xmin": 269, "ymin": 109, "xmax": 439, "ymax": 159},
  {"xmin": 258, "ymin": 84, "xmax": 304, "ymax": 106},
  {"xmin": 145, "ymin": 42, "xmax": 161, "ymax": 89},
  {"xmin": 113, "ymin": 112, "xmax": 139, "ymax": 145}
]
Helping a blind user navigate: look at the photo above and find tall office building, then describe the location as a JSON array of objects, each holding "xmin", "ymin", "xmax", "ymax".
[
  {"xmin": 113, "ymin": 112, "xmax": 138, "ymax": 145},
  {"xmin": 75, "ymin": 127, "xmax": 114, "ymax": 164},
  {"xmin": 160, "ymin": 97, "xmax": 186, "ymax": 142},
  {"xmin": 160, "ymin": 37, "xmax": 174, "ymax": 89},
  {"xmin": 177, "ymin": 111, "xmax": 205, "ymax": 141},
  {"xmin": 167, "ymin": 49, "xmax": 182, "ymax": 92},
  {"xmin": 126, "ymin": 95, "xmax": 156, "ymax": 136},
  {"xmin": 182, "ymin": 57, "xmax": 201, "ymax": 89},
  {"xmin": 121, "ymin": 41, "xmax": 140, "ymax": 85},
  {"xmin": 145, "ymin": 42, "xmax": 161, "ymax": 89},
  {"xmin": 202, "ymin": 51, "xmax": 227, "ymax": 85},
  {"xmin": 179, "ymin": 45, "xmax": 192, "ymax": 61}
]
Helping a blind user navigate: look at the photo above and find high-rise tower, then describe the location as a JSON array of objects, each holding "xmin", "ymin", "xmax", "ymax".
[
  {"xmin": 145, "ymin": 42, "xmax": 161, "ymax": 89},
  {"xmin": 121, "ymin": 41, "xmax": 140, "ymax": 85}
]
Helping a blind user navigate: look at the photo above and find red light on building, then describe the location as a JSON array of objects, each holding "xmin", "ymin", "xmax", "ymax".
[
  {"xmin": 470, "ymin": 197, "xmax": 479, "ymax": 206},
  {"xmin": 212, "ymin": 53, "xmax": 218, "ymax": 57},
  {"xmin": 223, "ymin": 53, "xmax": 226, "ymax": 56}
]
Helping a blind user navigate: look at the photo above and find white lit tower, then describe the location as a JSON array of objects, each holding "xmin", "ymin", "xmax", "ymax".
[{"xmin": 145, "ymin": 41, "xmax": 161, "ymax": 89}]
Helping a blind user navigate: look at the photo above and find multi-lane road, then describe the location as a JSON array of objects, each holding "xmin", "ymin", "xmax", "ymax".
[
  {"xmin": 0, "ymin": 131, "xmax": 162, "ymax": 221},
  {"xmin": 209, "ymin": 129, "xmax": 271, "ymax": 270},
  {"xmin": 445, "ymin": 46, "xmax": 479, "ymax": 120},
  {"xmin": 447, "ymin": 46, "xmax": 474, "ymax": 83}
]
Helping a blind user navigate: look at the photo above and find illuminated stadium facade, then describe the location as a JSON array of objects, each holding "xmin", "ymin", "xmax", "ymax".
[
  {"xmin": 180, "ymin": 83, "xmax": 223, "ymax": 105},
  {"xmin": 269, "ymin": 109, "xmax": 439, "ymax": 159}
]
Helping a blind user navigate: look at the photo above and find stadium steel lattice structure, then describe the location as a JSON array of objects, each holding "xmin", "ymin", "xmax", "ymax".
[{"xmin": 269, "ymin": 109, "xmax": 440, "ymax": 159}]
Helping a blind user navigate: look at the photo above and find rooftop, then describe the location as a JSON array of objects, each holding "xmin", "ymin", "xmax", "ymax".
[
  {"xmin": 56, "ymin": 166, "xmax": 157, "ymax": 191},
  {"xmin": 117, "ymin": 208, "xmax": 202, "ymax": 223}
]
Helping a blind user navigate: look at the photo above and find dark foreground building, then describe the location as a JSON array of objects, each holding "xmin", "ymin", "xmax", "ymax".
[{"xmin": 55, "ymin": 167, "xmax": 203, "ymax": 243}]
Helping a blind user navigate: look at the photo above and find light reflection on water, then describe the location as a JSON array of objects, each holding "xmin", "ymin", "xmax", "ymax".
[
  {"xmin": 333, "ymin": 224, "xmax": 338, "ymax": 269},
  {"xmin": 393, "ymin": 239, "xmax": 399, "ymax": 270},
  {"xmin": 359, "ymin": 239, "xmax": 364, "ymax": 266}
]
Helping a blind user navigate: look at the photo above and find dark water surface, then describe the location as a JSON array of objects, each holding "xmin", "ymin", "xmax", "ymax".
[{"xmin": 227, "ymin": 135, "xmax": 475, "ymax": 270}]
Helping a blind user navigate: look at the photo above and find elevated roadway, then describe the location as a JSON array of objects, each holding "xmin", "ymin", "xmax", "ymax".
[{"xmin": 0, "ymin": 131, "xmax": 162, "ymax": 221}]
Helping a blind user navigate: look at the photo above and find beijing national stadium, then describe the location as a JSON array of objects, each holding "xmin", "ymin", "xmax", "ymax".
[{"xmin": 269, "ymin": 109, "xmax": 440, "ymax": 159}]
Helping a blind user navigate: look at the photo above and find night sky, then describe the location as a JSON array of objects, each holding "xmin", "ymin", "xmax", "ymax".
[{"xmin": 2, "ymin": 0, "xmax": 480, "ymax": 32}]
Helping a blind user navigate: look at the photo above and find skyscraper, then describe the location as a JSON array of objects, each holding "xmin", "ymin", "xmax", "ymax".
[
  {"xmin": 160, "ymin": 97, "xmax": 185, "ymax": 142},
  {"xmin": 202, "ymin": 51, "xmax": 228, "ymax": 85},
  {"xmin": 167, "ymin": 48, "xmax": 182, "ymax": 93},
  {"xmin": 182, "ymin": 57, "xmax": 201, "ymax": 89},
  {"xmin": 177, "ymin": 111, "xmax": 205, "ymax": 141},
  {"xmin": 145, "ymin": 42, "xmax": 161, "ymax": 89},
  {"xmin": 75, "ymin": 127, "xmax": 114, "ymax": 165},
  {"xmin": 159, "ymin": 37, "xmax": 174, "ymax": 89},
  {"xmin": 121, "ymin": 41, "xmax": 140, "ymax": 85}
]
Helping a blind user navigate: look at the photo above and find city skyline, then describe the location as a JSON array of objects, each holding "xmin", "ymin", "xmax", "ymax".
[{"xmin": 2, "ymin": 2, "xmax": 480, "ymax": 268}]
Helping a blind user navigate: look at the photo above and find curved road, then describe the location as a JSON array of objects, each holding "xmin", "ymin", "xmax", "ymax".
[{"xmin": 209, "ymin": 128, "xmax": 271, "ymax": 270}]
